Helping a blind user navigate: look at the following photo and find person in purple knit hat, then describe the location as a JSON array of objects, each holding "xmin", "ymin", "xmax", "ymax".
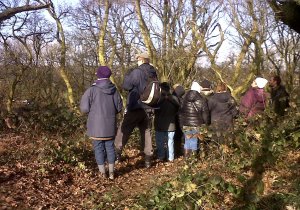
[{"xmin": 80, "ymin": 66, "xmax": 123, "ymax": 180}]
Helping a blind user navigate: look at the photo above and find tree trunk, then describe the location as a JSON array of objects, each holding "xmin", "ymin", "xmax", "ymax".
[{"xmin": 47, "ymin": 2, "xmax": 79, "ymax": 113}]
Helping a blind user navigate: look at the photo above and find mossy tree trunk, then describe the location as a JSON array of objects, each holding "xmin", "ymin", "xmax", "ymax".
[{"xmin": 47, "ymin": 1, "xmax": 79, "ymax": 113}]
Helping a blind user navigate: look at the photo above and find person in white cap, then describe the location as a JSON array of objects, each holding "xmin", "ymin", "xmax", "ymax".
[
  {"xmin": 114, "ymin": 51, "xmax": 158, "ymax": 168},
  {"xmin": 179, "ymin": 81, "xmax": 210, "ymax": 159},
  {"xmin": 239, "ymin": 77, "xmax": 268, "ymax": 119}
]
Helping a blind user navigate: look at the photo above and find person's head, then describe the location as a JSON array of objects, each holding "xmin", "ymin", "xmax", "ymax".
[
  {"xmin": 251, "ymin": 77, "xmax": 268, "ymax": 89},
  {"xmin": 96, "ymin": 66, "xmax": 112, "ymax": 79},
  {"xmin": 136, "ymin": 52, "xmax": 150, "ymax": 66},
  {"xmin": 173, "ymin": 84, "xmax": 185, "ymax": 97},
  {"xmin": 200, "ymin": 79, "xmax": 213, "ymax": 90},
  {"xmin": 269, "ymin": 75, "xmax": 281, "ymax": 88},
  {"xmin": 215, "ymin": 82, "xmax": 227, "ymax": 93},
  {"xmin": 160, "ymin": 82, "xmax": 171, "ymax": 93},
  {"xmin": 191, "ymin": 81, "xmax": 202, "ymax": 93}
]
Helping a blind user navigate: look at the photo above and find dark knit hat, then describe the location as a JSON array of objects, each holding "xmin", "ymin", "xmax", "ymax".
[
  {"xmin": 200, "ymin": 79, "xmax": 212, "ymax": 89},
  {"xmin": 96, "ymin": 66, "xmax": 112, "ymax": 78},
  {"xmin": 160, "ymin": 82, "xmax": 171, "ymax": 92},
  {"xmin": 174, "ymin": 85, "xmax": 185, "ymax": 97}
]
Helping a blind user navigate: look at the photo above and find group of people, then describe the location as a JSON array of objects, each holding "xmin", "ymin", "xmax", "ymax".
[{"xmin": 80, "ymin": 52, "xmax": 289, "ymax": 180}]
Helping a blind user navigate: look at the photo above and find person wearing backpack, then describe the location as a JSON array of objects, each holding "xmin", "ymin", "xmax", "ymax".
[
  {"xmin": 115, "ymin": 52, "xmax": 159, "ymax": 168},
  {"xmin": 80, "ymin": 66, "xmax": 123, "ymax": 180}
]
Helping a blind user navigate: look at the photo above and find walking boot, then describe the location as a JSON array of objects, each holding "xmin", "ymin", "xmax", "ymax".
[
  {"xmin": 109, "ymin": 172, "xmax": 114, "ymax": 180},
  {"xmin": 115, "ymin": 149, "xmax": 122, "ymax": 163},
  {"xmin": 108, "ymin": 163, "xmax": 114, "ymax": 180},
  {"xmin": 191, "ymin": 150, "xmax": 198, "ymax": 159},
  {"xmin": 145, "ymin": 155, "xmax": 151, "ymax": 168},
  {"xmin": 184, "ymin": 149, "xmax": 191, "ymax": 159}
]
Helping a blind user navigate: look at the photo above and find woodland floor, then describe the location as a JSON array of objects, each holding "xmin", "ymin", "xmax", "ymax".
[
  {"xmin": 0, "ymin": 131, "xmax": 299, "ymax": 209},
  {"xmin": 0, "ymin": 131, "xmax": 184, "ymax": 209}
]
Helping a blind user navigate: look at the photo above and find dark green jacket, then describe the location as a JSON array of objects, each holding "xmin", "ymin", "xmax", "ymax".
[{"xmin": 270, "ymin": 85, "xmax": 289, "ymax": 116}]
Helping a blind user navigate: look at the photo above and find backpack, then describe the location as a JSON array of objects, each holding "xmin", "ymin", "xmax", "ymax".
[{"xmin": 140, "ymin": 69, "xmax": 161, "ymax": 107}]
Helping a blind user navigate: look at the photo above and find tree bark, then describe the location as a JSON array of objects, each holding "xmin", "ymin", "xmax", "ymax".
[{"xmin": 47, "ymin": 2, "xmax": 79, "ymax": 113}]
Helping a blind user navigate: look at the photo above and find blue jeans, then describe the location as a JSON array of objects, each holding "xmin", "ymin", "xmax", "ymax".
[
  {"xmin": 155, "ymin": 131, "xmax": 175, "ymax": 161},
  {"xmin": 183, "ymin": 128, "xmax": 199, "ymax": 151},
  {"xmin": 92, "ymin": 140, "xmax": 115, "ymax": 165}
]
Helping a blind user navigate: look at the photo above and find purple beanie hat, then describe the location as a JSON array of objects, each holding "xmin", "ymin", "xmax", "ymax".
[{"xmin": 96, "ymin": 66, "xmax": 112, "ymax": 78}]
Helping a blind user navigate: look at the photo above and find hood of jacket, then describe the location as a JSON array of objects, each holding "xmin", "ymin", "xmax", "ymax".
[
  {"xmin": 138, "ymin": 63, "xmax": 158, "ymax": 79},
  {"xmin": 185, "ymin": 90, "xmax": 200, "ymax": 102},
  {"xmin": 201, "ymin": 89, "xmax": 214, "ymax": 96},
  {"xmin": 213, "ymin": 92, "xmax": 232, "ymax": 103},
  {"xmin": 92, "ymin": 79, "xmax": 116, "ymax": 95}
]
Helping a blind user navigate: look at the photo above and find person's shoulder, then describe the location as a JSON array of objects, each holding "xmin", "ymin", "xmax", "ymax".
[
  {"xmin": 127, "ymin": 67, "xmax": 144, "ymax": 77},
  {"xmin": 279, "ymin": 85, "xmax": 288, "ymax": 91},
  {"xmin": 196, "ymin": 92, "xmax": 207, "ymax": 101}
]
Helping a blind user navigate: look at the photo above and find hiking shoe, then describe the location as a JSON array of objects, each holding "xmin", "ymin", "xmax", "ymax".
[
  {"xmin": 109, "ymin": 173, "xmax": 114, "ymax": 180},
  {"xmin": 115, "ymin": 149, "xmax": 123, "ymax": 163},
  {"xmin": 145, "ymin": 161, "xmax": 151, "ymax": 168},
  {"xmin": 145, "ymin": 155, "xmax": 151, "ymax": 168}
]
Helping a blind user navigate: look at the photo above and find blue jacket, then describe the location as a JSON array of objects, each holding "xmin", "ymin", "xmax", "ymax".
[
  {"xmin": 123, "ymin": 63, "xmax": 158, "ymax": 111},
  {"xmin": 80, "ymin": 79, "xmax": 123, "ymax": 137}
]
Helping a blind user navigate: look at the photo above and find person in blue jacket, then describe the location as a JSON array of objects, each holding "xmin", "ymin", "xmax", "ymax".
[{"xmin": 80, "ymin": 66, "xmax": 123, "ymax": 180}]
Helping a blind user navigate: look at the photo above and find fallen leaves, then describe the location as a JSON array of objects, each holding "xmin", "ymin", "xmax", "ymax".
[{"xmin": 1, "ymin": 131, "xmax": 299, "ymax": 209}]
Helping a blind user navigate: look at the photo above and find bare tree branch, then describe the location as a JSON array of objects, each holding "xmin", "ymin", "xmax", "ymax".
[{"xmin": 0, "ymin": 3, "xmax": 50, "ymax": 22}]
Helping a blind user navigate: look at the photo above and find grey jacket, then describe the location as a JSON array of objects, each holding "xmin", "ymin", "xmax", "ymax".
[
  {"xmin": 80, "ymin": 79, "xmax": 123, "ymax": 138},
  {"xmin": 208, "ymin": 91, "xmax": 238, "ymax": 128}
]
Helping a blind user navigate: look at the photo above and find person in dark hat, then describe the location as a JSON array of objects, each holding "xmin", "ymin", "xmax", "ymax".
[
  {"xmin": 154, "ymin": 82, "xmax": 180, "ymax": 163},
  {"xmin": 80, "ymin": 66, "xmax": 123, "ymax": 180},
  {"xmin": 200, "ymin": 79, "xmax": 214, "ymax": 97},
  {"xmin": 172, "ymin": 84, "xmax": 185, "ymax": 158}
]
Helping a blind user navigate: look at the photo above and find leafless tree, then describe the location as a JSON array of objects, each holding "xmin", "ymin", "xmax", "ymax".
[{"xmin": 0, "ymin": 0, "xmax": 50, "ymax": 22}]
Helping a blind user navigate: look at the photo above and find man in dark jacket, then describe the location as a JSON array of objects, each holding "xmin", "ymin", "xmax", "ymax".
[
  {"xmin": 179, "ymin": 81, "xmax": 210, "ymax": 158},
  {"xmin": 80, "ymin": 66, "xmax": 123, "ymax": 180},
  {"xmin": 269, "ymin": 76, "xmax": 289, "ymax": 116},
  {"xmin": 115, "ymin": 52, "xmax": 158, "ymax": 168}
]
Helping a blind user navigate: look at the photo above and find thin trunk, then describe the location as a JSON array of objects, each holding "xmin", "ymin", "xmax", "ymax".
[{"xmin": 47, "ymin": 2, "xmax": 79, "ymax": 113}]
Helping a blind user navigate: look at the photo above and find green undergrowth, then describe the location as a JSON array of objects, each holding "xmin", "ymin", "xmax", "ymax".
[
  {"xmin": 1, "ymin": 104, "xmax": 299, "ymax": 209},
  {"xmin": 134, "ymin": 108, "xmax": 300, "ymax": 210}
]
